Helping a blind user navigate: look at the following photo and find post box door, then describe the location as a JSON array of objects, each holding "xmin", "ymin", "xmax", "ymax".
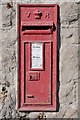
[{"xmin": 26, "ymin": 42, "xmax": 52, "ymax": 104}]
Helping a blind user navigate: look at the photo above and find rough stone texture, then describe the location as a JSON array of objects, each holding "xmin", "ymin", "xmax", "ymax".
[{"xmin": 0, "ymin": 0, "xmax": 79, "ymax": 119}]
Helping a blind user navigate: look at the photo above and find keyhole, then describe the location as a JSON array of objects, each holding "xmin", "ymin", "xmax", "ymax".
[{"xmin": 30, "ymin": 75, "xmax": 32, "ymax": 80}]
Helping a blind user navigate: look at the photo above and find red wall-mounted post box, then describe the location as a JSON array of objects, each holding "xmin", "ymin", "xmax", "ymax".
[{"xmin": 18, "ymin": 4, "xmax": 58, "ymax": 111}]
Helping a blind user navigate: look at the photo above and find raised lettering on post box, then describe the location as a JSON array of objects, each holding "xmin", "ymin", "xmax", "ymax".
[{"xmin": 18, "ymin": 4, "xmax": 58, "ymax": 111}]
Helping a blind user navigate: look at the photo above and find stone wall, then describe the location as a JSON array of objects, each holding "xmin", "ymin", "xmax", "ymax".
[{"xmin": 0, "ymin": 0, "xmax": 79, "ymax": 119}]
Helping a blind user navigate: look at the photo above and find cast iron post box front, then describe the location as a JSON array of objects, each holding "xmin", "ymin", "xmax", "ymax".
[{"xmin": 18, "ymin": 4, "xmax": 58, "ymax": 111}]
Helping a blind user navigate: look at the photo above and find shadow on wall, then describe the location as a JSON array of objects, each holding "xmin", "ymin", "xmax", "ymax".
[{"xmin": 56, "ymin": 5, "xmax": 61, "ymax": 112}]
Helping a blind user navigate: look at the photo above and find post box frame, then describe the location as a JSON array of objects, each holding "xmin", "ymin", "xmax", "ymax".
[{"xmin": 17, "ymin": 4, "xmax": 58, "ymax": 111}]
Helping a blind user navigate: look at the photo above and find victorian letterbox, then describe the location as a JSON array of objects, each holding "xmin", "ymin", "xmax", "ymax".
[{"xmin": 18, "ymin": 4, "xmax": 58, "ymax": 111}]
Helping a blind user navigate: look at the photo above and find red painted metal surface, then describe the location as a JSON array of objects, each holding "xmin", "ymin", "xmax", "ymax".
[{"xmin": 18, "ymin": 4, "xmax": 58, "ymax": 111}]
